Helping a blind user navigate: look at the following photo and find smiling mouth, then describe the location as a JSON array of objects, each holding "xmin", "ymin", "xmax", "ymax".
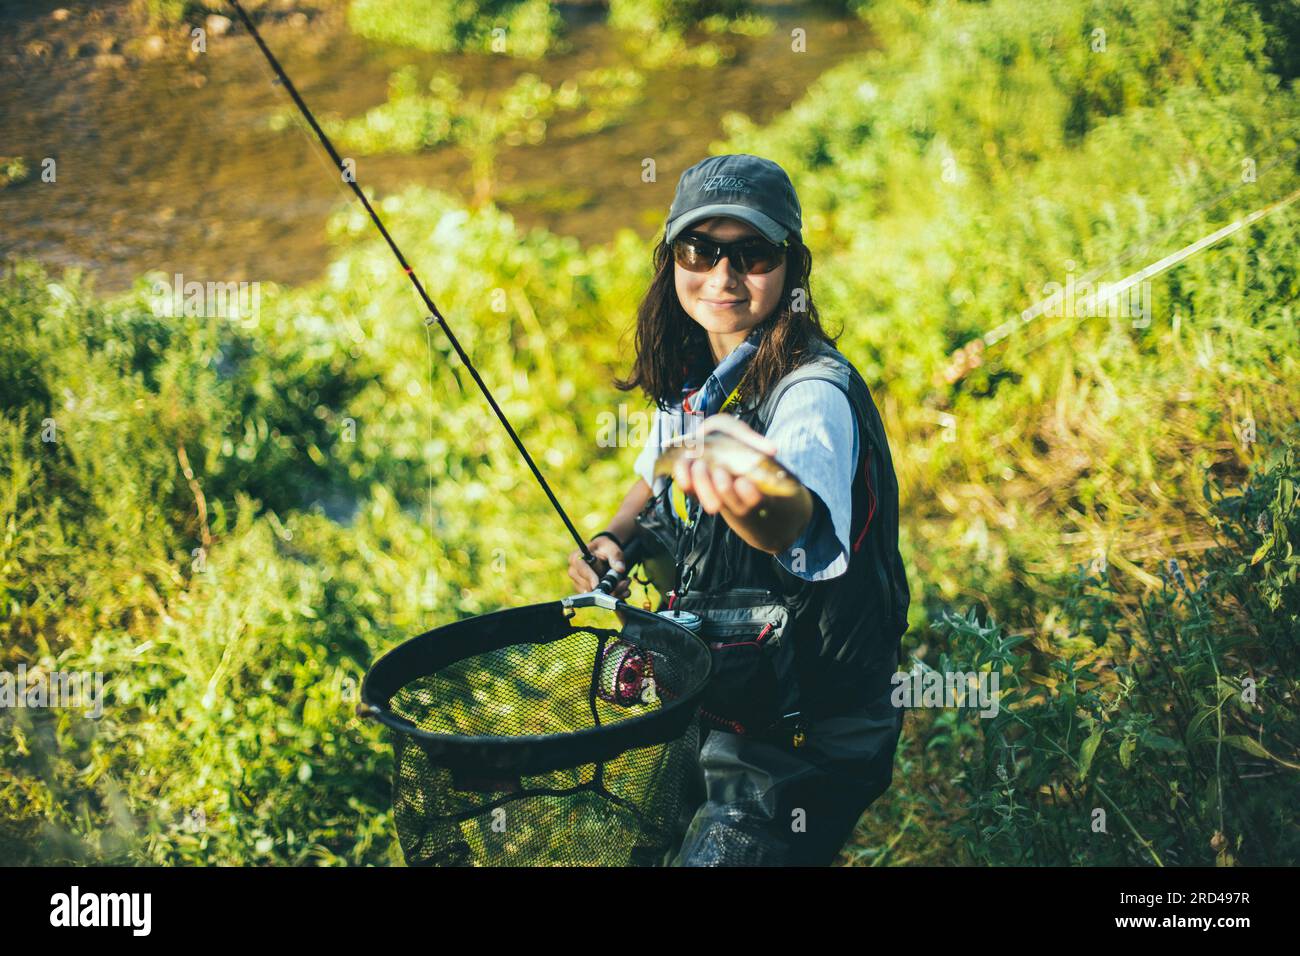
[{"xmin": 705, "ymin": 299, "xmax": 746, "ymax": 306}]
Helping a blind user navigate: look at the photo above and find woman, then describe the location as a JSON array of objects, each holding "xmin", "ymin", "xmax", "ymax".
[{"xmin": 567, "ymin": 154, "xmax": 911, "ymax": 866}]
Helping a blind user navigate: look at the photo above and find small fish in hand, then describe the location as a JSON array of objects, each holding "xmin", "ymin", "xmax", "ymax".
[{"xmin": 653, "ymin": 413, "xmax": 801, "ymax": 498}]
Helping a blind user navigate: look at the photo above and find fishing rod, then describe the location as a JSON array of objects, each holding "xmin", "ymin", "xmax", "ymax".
[{"xmin": 224, "ymin": 0, "xmax": 608, "ymax": 577}]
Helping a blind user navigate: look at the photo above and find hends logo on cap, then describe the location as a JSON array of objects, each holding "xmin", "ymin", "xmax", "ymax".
[{"xmin": 701, "ymin": 175, "xmax": 749, "ymax": 192}]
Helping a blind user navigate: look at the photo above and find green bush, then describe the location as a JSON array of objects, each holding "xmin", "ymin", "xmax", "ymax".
[
  {"xmin": 346, "ymin": 0, "xmax": 565, "ymax": 58},
  {"xmin": 936, "ymin": 425, "xmax": 1299, "ymax": 865},
  {"xmin": 0, "ymin": 190, "xmax": 651, "ymax": 863},
  {"xmin": 608, "ymin": 0, "xmax": 751, "ymax": 34}
]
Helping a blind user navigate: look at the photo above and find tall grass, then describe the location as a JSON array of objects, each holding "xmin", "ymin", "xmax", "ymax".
[{"xmin": 936, "ymin": 429, "xmax": 1300, "ymax": 864}]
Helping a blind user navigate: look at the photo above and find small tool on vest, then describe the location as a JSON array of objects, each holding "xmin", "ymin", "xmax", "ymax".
[{"xmin": 781, "ymin": 711, "xmax": 808, "ymax": 748}]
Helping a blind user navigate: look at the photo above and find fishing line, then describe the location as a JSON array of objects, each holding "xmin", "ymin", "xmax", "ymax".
[
  {"xmin": 946, "ymin": 180, "xmax": 1300, "ymax": 383},
  {"xmin": 255, "ymin": 47, "xmax": 450, "ymax": 593},
  {"xmin": 1083, "ymin": 144, "xmax": 1300, "ymax": 286},
  {"xmin": 262, "ymin": 48, "xmax": 448, "ymax": 598},
  {"xmin": 1005, "ymin": 185, "xmax": 1300, "ymax": 364},
  {"xmin": 225, "ymin": 0, "xmax": 600, "ymax": 567},
  {"xmin": 1022, "ymin": 142, "xmax": 1300, "ymax": 321}
]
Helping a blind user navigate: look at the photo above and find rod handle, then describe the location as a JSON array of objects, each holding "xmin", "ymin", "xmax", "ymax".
[{"xmin": 595, "ymin": 533, "xmax": 646, "ymax": 595}]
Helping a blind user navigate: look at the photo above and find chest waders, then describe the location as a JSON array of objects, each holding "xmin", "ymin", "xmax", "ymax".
[{"xmin": 634, "ymin": 340, "xmax": 911, "ymax": 865}]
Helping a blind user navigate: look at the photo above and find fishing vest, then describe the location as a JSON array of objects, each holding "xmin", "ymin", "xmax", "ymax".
[{"xmin": 634, "ymin": 340, "xmax": 911, "ymax": 736}]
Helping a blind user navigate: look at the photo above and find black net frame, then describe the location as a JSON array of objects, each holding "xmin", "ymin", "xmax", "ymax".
[{"xmin": 362, "ymin": 599, "xmax": 712, "ymax": 866}]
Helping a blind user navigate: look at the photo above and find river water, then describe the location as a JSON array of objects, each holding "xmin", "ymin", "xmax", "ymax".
[{"xmin": 0, "ymin": 1, "xmax": 874, "ymax": 293}]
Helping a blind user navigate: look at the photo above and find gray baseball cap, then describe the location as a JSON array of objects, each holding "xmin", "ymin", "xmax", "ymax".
[{"xmin": 664, "ymin": 154, "xmax": 802, "ymax": 246}]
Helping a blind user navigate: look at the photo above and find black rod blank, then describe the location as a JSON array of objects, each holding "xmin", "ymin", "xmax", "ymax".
[{"xmin": 225, "ymin": 0, "xmax": 597, "ymax": 565}]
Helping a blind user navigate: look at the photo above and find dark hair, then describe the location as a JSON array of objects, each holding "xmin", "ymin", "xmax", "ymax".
[{"xmin": 614, "ymin": 231, "xmax": 837, "ymax": 409}]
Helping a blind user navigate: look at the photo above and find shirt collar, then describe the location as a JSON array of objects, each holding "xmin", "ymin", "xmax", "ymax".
[{"xmin": 682, "ymin": 324, "xmax": 764, "ymax": 417}]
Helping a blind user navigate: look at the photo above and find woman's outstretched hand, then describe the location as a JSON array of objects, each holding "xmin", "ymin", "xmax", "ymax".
[
  {"xmin": 671, "ymin": 414, "xmax": 813, "ymax": 554},
  {"xmin": 567, "ymin": 535, "xmax": 632, "ymax": 598},
  {"xmin": 672, "ymin": 414, "xmax": 780, "ymax": 519}
]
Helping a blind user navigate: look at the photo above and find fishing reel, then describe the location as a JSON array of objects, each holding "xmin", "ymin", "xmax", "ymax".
[
  {"xmin": 596, "ymin": 608, "xmax": 701, "ymax": 708},
  {"xmin": 597, "ymin": 640, "xmax": 656, "ymax": 707}
]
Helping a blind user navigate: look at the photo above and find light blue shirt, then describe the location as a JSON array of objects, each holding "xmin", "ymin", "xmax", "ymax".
[{"xmin": 632, "ymin": 335, "xmax": 858, "ymax": 582}]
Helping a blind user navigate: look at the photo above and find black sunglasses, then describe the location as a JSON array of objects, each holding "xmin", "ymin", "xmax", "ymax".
[{"xmin": 671, "ymin": 231, "xmax": 788, "ymax": 275}]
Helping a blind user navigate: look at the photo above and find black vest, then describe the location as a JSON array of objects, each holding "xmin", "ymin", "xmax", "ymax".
[{"xmin": 634, "ymin": 340, "xmax": 911, "ymax": 729}]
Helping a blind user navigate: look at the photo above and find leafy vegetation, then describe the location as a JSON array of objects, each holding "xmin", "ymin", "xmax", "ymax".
[
  {"xmin": 607, "ymin": 0, "xmax": 749, "ymax": 35},
  {"xmin": 935, "ymin": 431, "xmax": 1300, "ymax": 865},
  {"xmin": 0, "ymin": 157, "xmax": 29, "ymax": 189},
  {"xmin": 346, "ymin": 0, "xmax": 565, "ymax": 59},
  {"xmin": 300, "ymin": 64, "xmax": 644, "ymax": 203}
]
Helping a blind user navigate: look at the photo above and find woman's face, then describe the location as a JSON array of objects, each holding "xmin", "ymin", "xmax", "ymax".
[{"xmin": 673, "ymin": 216, "xmax": 786, "ymax": 341}]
